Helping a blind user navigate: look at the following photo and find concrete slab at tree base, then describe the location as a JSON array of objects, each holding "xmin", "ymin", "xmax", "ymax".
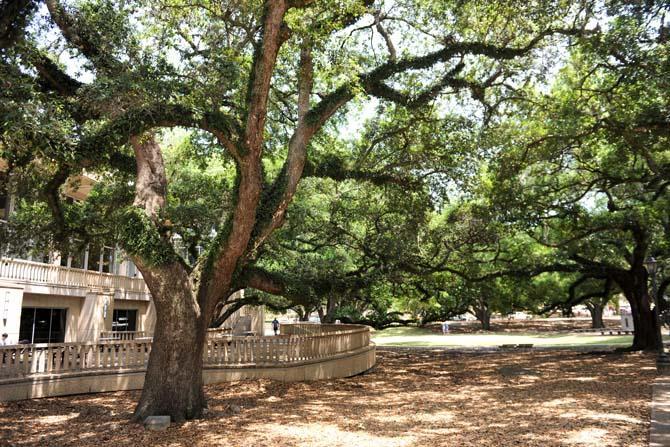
[
  {"xmin": 656, "ymin": 358, "xmax": 670, "ymax": 375},
  {"xmin": 144, "ymin": 415, "xmax": 170, "ymax": 431},
  {"xmin": 650, "ymin": 380, "xmax": 670, "ymax": 447}
]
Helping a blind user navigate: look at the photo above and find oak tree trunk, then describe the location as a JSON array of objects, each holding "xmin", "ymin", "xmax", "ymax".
[
  {"xmin": 321, "ymin": 295, "xmax": 338, "ymax": 323},
  {"xmin": 132, "ymin": 284, "xmax": 208, "ymax": 422},
  {"xmin": 480, "ymin": 310, "xmax": 491, "ymax": 331},
  {"xmin": 622, "ymin": 271, "xmax": 660, "ymax": 352},
  {"xmin": 472, "ymin": 298, "xmax": 491, "ymax": 331},
  {"xmin": 588, "ymin": 304, "xmax": 605, "ymax": 329}
]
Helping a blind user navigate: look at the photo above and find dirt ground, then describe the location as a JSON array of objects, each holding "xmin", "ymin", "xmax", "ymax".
[{"xmin": 0, "ymin": 348, "xmax": 654, "ymax": 447}]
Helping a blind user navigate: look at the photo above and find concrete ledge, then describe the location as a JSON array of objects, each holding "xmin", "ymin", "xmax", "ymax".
[
  {"xmin": 0, "ymin": 345, "xmax": 375, "ymax": 402},
  {"xmin": 651, "ymin": 378, "xmax": 670, "ymax": 447}
]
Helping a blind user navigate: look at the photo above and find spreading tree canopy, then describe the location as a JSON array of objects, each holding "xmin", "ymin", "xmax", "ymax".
[{"xmin": 1, "ymin": 0, "xmax": 592, "ymax": 420}]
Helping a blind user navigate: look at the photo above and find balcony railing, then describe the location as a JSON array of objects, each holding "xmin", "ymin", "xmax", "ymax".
[
  {"xmin": 0, "ymin": 257, "xmax": 149, "ymax": 295},
  {"xmin": 99, "ymin": 331, "xmax": 152, "ymax": 341},
  {"xmin": 0, "ymin": 324, "xmax": 372, "ymax": 379}
]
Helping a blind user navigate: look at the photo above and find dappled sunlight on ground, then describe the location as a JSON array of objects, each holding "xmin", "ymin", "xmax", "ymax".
[{"xmin": 0, "ymin": 349, "xmax": 653, "ymax": 446}]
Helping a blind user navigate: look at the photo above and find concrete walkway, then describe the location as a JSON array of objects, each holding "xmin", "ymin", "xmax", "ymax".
[{"xmin": 651, "ymin": 379, "xmax": 670, "ymax": 446}]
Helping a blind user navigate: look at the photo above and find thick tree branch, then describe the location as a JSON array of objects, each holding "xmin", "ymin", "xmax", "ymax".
[
  {"xmin": 0, "ymin": 0, "xmax": 36, "ymax": 49},
  {"xmin": 44, "ymin": 0, "xmax": 122, "ymax": 72},
  {"xmin": 42, "ymin": 164, "xmax": 71, "ymax": 239},
  {"xmin": 303, "ymin": 157, "xmax": 419, "ymax": 187},
  {"xmin": 130, "ymin": 135, "xmax": 167, "ymax": 222},
  {"xmin": 27, "ymin": 51, "xmax": 83, "ymax": 97},
  {"xmin": 306, "ymin": 26, "xmax": 588, "ymax": 132},
  {"xmin": 78, "ymin": 103, "xmax": 239, "ymax": 161},
  {"xmin": 374, "ymin": 11, "xmax": 396, "ymax": 62},
  {"xmin": 199, "ymin": 2, "xmax": 293, "ymax": 312},
  {"xmin": 243, "ymin": 0, "xmax": 289, "ymax": 154},
  {"xmin": 247, "ymin": 42, "xmax": 314, "ymax": 257},
  {"xmin": 240, "ymin": 266, "xmax": 286, "ymax": 295}
]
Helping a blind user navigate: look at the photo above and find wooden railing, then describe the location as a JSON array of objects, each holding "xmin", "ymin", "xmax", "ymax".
[
  {"xmin": 99, "ymin": 331, "xmax": 152, "ymax": 341},
  {"xmin": 206, "ymin": 328, "xmax": 232, "ymax": 338},
  {"xmin": 205, "ymin": 325, "xmax": 370, "ymax": 365},
  {"xmin": 0, "ymin": 341, "xmax": 153, "ymax": 378},
  {"xmin": 0, "ymin": 257, "xmax": 149, "ymax": 295},
  {"xmin": 0, "ymin": 324, "xmax": 372, "ymax": 380},
  {"xmin": 280, "ymin": 323, "xmax": 365, "ymax": 335}
]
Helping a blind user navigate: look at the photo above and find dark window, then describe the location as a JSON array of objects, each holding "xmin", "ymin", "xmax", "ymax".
[
  {"xmin": 126, "ymin": 260, "xmax": 137, "ymax": 277},
  {"xmin": 0, "ymin": 193, "xmax": 8, "ymax": 220},
  {"xmin": 61, "ymin": 245, "xmax": 86, "ymax": 269},
  {"xmin": 0, "ymin": 173, "xmax": 9, "ymax": 220},
  {"xmin": 71, "ymin": 250, "xmax": 86, "ymax": 269},
  {"xmin": 88, "ymin": 245, "xmax": 101, "ymax": 272},
  {"xmin": 87, "ymin": 245, "xmax": 114, "ymax": 273},
  {"xmin": 18, "ymin": 307, "xmax": 67, "ymax": 343},
  {"xmin": 112, "ymin": 309, "xmax": 137, "ymax": 332},
  {"xmin": 101, "ymin": 246, "xmax": 114, "ymax": 273}
]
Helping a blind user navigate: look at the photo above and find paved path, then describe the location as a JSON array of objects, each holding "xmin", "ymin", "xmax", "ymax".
[{"xmin": 651, "ymin": 379, "xmax": 670, "ymax": 446}]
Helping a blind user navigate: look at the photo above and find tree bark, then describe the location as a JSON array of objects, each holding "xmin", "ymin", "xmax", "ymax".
[
  {"xmin": 472, "ymin": 297, "xmax": 491, "ymax": 330},
  {"xmin": 479, "ymin": 310, "xmax": 491, "ymax": 331},
  {"xmin": 132, "ymin": 269, "xmax": 207, "ymax": 422},
  {"xmin": 587, "ymin": 303, "xmax": 605, "ymax": 329},
  {"xmin": 321, "ymin": 294, "xmax": 338, "ymax": 323},
  {"xmin": 561, "ymin": 306, "xmax": 574, "ymax": 318},
  {"xmin": 619, "ymin": 269, "xmax": 660, "ymax": 352}
]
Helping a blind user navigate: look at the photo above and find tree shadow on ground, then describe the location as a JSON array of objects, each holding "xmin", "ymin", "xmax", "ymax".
[{"xmin": 0, "ymin": 348, "xmax": 654, "ymax": 447}]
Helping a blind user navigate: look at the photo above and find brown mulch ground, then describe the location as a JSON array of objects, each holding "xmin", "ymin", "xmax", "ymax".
[{"xmin": 0, "ymin": 349, "xmax": 655, "ymax": 447}]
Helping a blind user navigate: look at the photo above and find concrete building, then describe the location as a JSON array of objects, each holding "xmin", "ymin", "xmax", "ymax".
[{"xmin": 0, "ymin": 170, "xmax": 263, "ymax": 344}]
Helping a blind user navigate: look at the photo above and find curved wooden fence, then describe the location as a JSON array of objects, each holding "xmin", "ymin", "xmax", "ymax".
[{"xmin": 0, "ymin": 323, "xmax": 372, "ymax": 381}]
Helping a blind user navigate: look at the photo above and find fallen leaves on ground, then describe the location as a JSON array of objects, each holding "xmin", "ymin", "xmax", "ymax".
[{"xmin": 0, "ymin": 349, "xmax": 654, "ymax": 447}]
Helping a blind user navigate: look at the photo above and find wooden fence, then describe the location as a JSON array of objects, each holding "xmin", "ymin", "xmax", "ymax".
[{"xmin": 0, "ymin": 324, "xmax": 371, "ymax": 380}]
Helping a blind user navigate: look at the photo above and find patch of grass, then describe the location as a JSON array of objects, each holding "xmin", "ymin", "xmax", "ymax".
[
  {"xmin": 370, "ymin": 326, "xmax": 433, "ymax": 338},
  {"xmin": 372, "ymin": 329, "xmax": 635, "ymax": 348}
]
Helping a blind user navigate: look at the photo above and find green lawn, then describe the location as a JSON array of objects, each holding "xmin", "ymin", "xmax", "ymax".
[{"xmin": 371, "ymin": 326, "xmax": 634, "ymax": 348}]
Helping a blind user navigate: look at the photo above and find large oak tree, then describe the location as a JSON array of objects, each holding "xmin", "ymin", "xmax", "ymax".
[{"xmin": 1, "ymin": 0, "xmax": 588, "ymax": 420}]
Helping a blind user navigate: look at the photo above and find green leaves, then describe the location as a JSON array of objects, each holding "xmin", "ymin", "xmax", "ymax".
[{"xmin": 116, "ymin": 207, "xmax": 177, "ymax": 267}]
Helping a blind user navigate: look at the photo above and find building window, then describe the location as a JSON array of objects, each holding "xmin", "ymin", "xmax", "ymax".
[
  {"xmin": 60, "ymin": 242, "xmax": 86, "ymax": 269},
  {"xmin": 18, "ymin": 307, "xmax": 67, "ymax": 343},
  {"xmin": 88, "ymin": 245, "xmax": 114, "ymax": 273},
  {"xmin": 0, "ymin": 173, "xmax": 11, "ymax": 221},
  {"xmin": 125, "ymin": 259, "xmax": 137, "ymax": 277},
  {"xmin": 0, "ymin": 191, "xmax": 9, "ymax": 221},
  {"xmin": 112, "ymin": 309, "xmax": 137, "ymax": 332}
]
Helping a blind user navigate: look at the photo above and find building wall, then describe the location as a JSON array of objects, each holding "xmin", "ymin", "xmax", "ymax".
[
  {"xmin": 21, "ymin": 293, "xmax": 83, "ymax": 342},
  {"xmin": 12, "ymin": 292, "xmax": 158, "ymax": 342},
  {"xmin": 219, "ymin": 301, "xmax": 265, "ymax": 335},
  {"xmin": 0, "ymin": 283, "xmax": 24, "ymax": 344},
  {"xmin": 2, "ymin": 281, "xmax": 262, "ymax": 342},
  {"xmin": 112, "ymin": 299, "xmax": 156, "ymax": 333},
  {"xmin": 79, "ymin": 293, "xmax": 113, "ymax": 341}
]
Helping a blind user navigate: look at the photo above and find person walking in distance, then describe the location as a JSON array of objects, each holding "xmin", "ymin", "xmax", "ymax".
[{"xmin": 272, "ymin": 318, "xmax": 280, "ymax": 336}]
